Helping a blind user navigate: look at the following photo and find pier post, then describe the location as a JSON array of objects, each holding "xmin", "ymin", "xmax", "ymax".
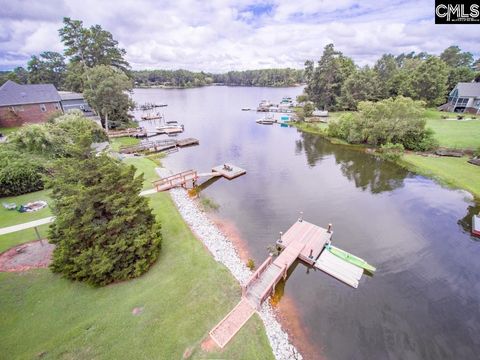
[
  {"xmin": 327, "ymin": 223, "xmax": 332, "ymax": 233},
  {"xmin": 298, "ymin": 211, "xmax": 303, "ymax": 222},
  {"xmin": 309, "ymin": 249, "xmax": 313, "ymax": 258},
  {"xmin": 278, "ymin": 231, "xmax": 283, "ymax": 243}
]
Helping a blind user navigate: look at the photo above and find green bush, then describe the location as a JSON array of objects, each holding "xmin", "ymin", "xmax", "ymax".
[
  {"xmin": 378, "ymin": 143, "xmax": 405, "ymax": 162},
  {"xmin": 0, "ymin": 148, "xmax": 45, "ymax": 196},
  {"xmin": 8, "ymin": 112, "xmax": 107, "ymax": 158}
]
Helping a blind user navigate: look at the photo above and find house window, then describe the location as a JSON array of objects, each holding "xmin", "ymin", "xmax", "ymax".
[
  {"xmin": 456, "ymin": 98, "xmax": 469, "ymax": 106},
  {"xmin": 40, "ymin": 104, "xmax": 47, "ymax": 112},
  {"xmin": 474, "ymin": 100, "xmax": 480, "ymax": 109}
]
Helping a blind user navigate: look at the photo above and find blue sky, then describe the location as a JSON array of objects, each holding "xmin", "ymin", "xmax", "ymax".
[{"xmin": 1, "ymin": 0, "xmax": 479, "ymax": 71}]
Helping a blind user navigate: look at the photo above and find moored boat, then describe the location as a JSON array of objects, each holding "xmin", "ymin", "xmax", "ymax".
[
  {"xmin": 326, "ymin": 244, "xmax": 376, "ymax": 272},
  {"xmin": 473, "ymin": 214, "xmax": 480, "ymax": 237}
]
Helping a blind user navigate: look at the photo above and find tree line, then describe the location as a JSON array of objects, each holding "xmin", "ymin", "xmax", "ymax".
[
  {"xmin": 303, "ymin": 44, "xmax": 480, "ymax": 111},
  {"xmin": 132, "ymin": 68, "xmax": 303, "ymax": 87}
]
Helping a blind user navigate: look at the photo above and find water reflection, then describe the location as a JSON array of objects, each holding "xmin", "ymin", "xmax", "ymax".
[
  {"xmin": 458, "ymin": 203, "xmax": 480, "ymax": 239},
  {"xmin": 299, "ymin": 131, "xmax": 409, "ymax": 194},
  {"xmin": 132, "ymin": 87, "xmax": 480, "ymax": 360}
]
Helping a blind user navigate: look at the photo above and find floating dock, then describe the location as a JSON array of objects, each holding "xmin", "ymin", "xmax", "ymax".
[
  {"xmin": 209, "ymin": 217, "xmax": 374, "ymax": 348},
  {"xmin": 211, "ymin": 164, "xmax": 247, "ymax": 180}
]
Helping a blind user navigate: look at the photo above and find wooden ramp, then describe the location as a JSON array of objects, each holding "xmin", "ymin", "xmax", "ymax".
[
  {"xmin": 152, "ymin": 164, "xmax": 246, "ymax": 192},
  {"xmin": 314, "ymin": 250, "xmax": 363, "ymax": 288},
  {"xmin": 209, "ymin": 298, "xmax": 255, "ymax": 348}
]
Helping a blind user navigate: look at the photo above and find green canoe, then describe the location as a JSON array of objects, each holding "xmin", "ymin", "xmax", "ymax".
[{"xmin": 326, "ymin": 245, "xmax": 376, "ymax": 273}]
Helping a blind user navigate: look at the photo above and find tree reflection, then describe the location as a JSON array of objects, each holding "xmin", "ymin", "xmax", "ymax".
[{"xmin": 299, "ymin": 131, "xmax": 409, "ymax": 194}]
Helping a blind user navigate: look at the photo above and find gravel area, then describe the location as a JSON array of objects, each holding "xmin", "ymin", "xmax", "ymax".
[{"xmin": 158, "ymin": 168, "xmax": 302, "ymax": 360}]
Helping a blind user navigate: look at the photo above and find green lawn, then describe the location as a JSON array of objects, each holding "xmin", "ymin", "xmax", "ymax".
[
  {"xmin": 402, "ymin": 154, "xmax": 480, "ymax": 198},
  {"xmin": 109, "ymin": 137, "xmax": 140, "ymax": 151},
  {"xmin": 0, "ymin": 225, "xmax": 49, "ymax": 253},
  {"xmin": 424, "ymin": 109, "xmax": 480, "ymax": 150},
  {"xmin": 123, "ymin": 157, "xmax": 160, "ymax": 190},
  {"xmin": 0, "ymin": 156, "xmax": 274, "ymax": 359},
  {"xmin": 0, "ymin": 190, "xmax": 52, "ymax": 228}
]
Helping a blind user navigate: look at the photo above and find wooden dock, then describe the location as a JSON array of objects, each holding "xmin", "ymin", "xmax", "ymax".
[
  {"xmin": 119, "ymin": 138, "xmax": 199, "ymax": 154},
  {"xmin": 107, "ymin": 128, "xmax": 148, "ymax": 138},
  {"xmin": 209, "ymin": 217, "xmax": 372, "ymax": 348},
  {"xmin": 152, "ymin": 163, "xmax": 246, "ymax": 192}
]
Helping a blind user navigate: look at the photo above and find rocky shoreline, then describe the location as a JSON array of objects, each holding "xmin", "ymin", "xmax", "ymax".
[{"xmin": 160, "ymin": 169, "xmax": 302, "ymax": 360}]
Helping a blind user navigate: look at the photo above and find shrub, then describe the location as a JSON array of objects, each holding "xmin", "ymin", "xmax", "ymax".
[
  {"xmin": 247, "ymin": 258, "xmax": 255, "ymax": 270},
  {"xmin": 0, "ymin": 148, "xmax": 45, "ymax": 196},
  {"xmin": 378, "ymin": 143, "xmax": 405, "ymax": 162}
]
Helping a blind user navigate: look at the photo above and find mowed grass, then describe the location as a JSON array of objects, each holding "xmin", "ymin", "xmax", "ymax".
[
  {"xmin": 123, "ymin": 157, "xmax": 160, "ymax": 190},
  {"xmin": 0, "ymin": 190, "xmax": 52, "ymax": 228},
  {"xmin": 0, "ymin": 192, "xmax": 273, "ymax": 359},
  {"xmin": 109, "ymin": 137, "xmax": 140, "ymax": 151},
  {"xmin": 402, "ymin": 154, "xmax": 480, "ymax": 198},
  {"xmin": 424, "ymin": 109, "xmax": 480, "ymax": 150}
]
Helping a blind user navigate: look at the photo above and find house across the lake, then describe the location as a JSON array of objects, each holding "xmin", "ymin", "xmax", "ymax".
[
  {"xmin": 0, "ymin": 80, "xmax": 62, "ymax": 127},
  {"xmin": 0, "ymin": 81, "xmax": 95, "ymax": 127},
  {"xmin": 445, "ymin": 82, "xmax": 480, "ymax": 114}
]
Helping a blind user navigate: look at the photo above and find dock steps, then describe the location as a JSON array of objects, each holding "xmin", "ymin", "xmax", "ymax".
[
  {"xmin": 209, "ymin": 298, "xmax": 255, "ymax": 348},
  {"xmin": 314, "ymin": 249, "xmax": 363, "ymax": 288}
]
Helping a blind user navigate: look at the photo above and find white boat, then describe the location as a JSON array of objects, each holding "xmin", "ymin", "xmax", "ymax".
[{"xmin": 256, "ymin": 115, "xmax": 276, "ymax": 125}]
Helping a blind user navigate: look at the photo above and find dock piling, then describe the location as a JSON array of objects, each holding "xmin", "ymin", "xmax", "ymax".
[
  {"xmin": 327, "ymin": 223, "xmax": 333, "ymax": 233},
  {"xmin": 278, "ymin": 231, "xmax": 283, "ymax": 243},
  {"xmin": 299, "ymin": 211, "xmax": 303, "ymax": 222}
]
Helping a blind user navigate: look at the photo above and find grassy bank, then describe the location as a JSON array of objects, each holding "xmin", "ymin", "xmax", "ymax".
[
  {"xmin": 0, "ymin": 158, "xmax": 274, "ymax": 359},
  {"xmin": 424, "ymin": 109, "xmax": 480, "ymax": 150},
  {"xmin": 401, "ymin": 154, "xmax": 480, "ymax": 198},
  {"xmin": 292, "ymin": 111, "xmax": 480, "ymax": 198}
]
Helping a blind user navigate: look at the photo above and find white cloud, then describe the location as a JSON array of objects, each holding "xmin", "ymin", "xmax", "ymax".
[{"xmin": 0, "ymin": 0, "xmax": 479, "ymax": 71}]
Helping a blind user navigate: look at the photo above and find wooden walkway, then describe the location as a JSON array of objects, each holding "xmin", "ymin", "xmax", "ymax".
[
  {"xmin": 119, "ymin": 138, "xmax": 199, "ymax": 154},
  {"xmin": 209, "ymin": 218, "xmax": 370, "ymax": 348},
  {"xmin": 209, "ymin": 298, "xmax": 255, "ymax": 348},
  {"xmin": 152, "ymin": 164, "xmax": 246, "ymax": 192}
]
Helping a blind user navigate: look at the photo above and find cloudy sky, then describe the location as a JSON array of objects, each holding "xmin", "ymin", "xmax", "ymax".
[{"xmin": 1, "ymin": 0, "xmax": 479, "ymax": 72}]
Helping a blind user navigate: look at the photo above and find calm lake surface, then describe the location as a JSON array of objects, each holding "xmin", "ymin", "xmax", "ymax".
[{"xmin": 132, "ymin": 87, "xmax": 480, "ymax": 360}]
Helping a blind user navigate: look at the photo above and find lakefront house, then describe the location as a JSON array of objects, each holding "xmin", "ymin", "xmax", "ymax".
[
  {"xmin": 0, "ymin": 80, "xmax": 94, "ymax": 127},
  {"xmin": 445, "ymin": 82, "xmax": 480, "ymax": 114}
]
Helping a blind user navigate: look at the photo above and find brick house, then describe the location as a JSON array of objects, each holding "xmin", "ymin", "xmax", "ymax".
[{"xmin": 0, "ymin": 80, "xmax": 62, "ymax": 127}]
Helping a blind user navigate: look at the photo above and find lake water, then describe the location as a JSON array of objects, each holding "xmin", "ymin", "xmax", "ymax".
[{"xmin": 132, "ymin": 87, "xmax": 480, "ymax": 360}]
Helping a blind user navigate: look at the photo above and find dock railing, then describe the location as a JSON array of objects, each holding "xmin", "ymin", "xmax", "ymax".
[
  {"xmin": 242, "ymin": 255, "xmax": 273, "ymax": 296},
  {"xmin": 258, "ymin": 263, "xmax": 288, "ymax": 307},
  {"xmin": 152, "ymin": 169, "xmax": 198, "ymax": 191}
]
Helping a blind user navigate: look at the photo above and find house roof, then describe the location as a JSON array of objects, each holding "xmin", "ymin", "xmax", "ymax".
[
  {"xmin": 0, "ymin": 80, "xmax": 61, "ymax": 106},
  {"xmin": 455, "ymin": 82, "xmax": 480, "ymax": 98},
  {"xmin": 58, "ymin": 91, "xmax": 85, "ymax": 101}
]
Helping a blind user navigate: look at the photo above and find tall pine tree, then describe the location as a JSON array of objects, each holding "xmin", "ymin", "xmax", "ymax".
[{"xmin": 48, "ymin": 143, "xmax": 161, "ymax": 286}]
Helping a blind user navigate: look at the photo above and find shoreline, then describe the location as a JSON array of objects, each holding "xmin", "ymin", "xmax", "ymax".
[
  {"xmin": 207, "ymin": 213, "xmax": 322, "ymax": 360},
  {"xmin": 292, "ymin": 122, "xmax": 480, "ymax": 200},
  {"xmin": 157, "ymin": 168, "xmax": 303, "ymax": 360}
]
